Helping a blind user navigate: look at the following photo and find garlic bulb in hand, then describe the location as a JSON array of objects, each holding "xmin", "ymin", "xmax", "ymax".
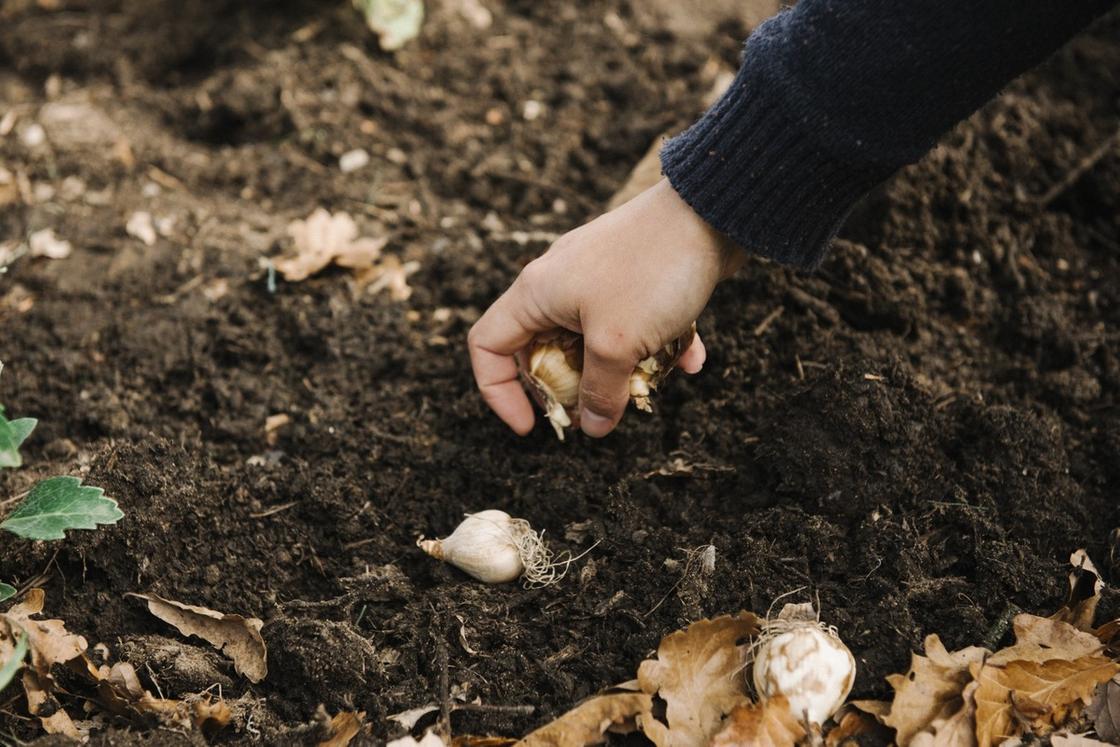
[
  {"xmin": 418, "ymin": 510, "xmax": 565, "ymax": 586},
  {"xmin": 751, "ymin": 602, "xmax": 855, "ymax": 726},
  {"xmin": 520, "ymin": 325, "xmax": 696, "ymax": 439}
]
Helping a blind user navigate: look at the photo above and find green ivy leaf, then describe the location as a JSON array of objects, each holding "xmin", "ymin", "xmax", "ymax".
[
  {"xmin": 0, "ymin": 629, "xmax": 27, "ymax": 693},
  {"xmin": 0, "ymin": 583, "xmax": 14, "ymax": 602},
  {"xmin": 0, "ymin": 406, "xmax": 37, "ymax": 469},
  {"xmin": 1, "ymin": 476, "xmax": 124, "ymax": 540}
]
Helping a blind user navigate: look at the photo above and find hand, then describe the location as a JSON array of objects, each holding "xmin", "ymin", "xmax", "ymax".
[{"xmin": 468, "ymin": 178, "xmax": 745, "ymax": 438}]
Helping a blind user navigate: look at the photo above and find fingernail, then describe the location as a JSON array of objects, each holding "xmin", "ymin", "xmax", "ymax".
[{"xmin": 580, "ymin": 409, "xmax": 613, "ymax": 438}]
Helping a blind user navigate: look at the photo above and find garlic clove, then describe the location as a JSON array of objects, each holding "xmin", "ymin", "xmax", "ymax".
[
  {"xmin": 520, "ymin": 324, "xmax": 696, "ymax": 438},
  {"xmin": 751, "ymin": 605, "xmax": 856, "ymax": 726}
]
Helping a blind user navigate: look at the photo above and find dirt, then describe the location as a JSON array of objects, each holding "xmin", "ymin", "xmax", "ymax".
[{"xmin": 1, "ymin": 0, "xmax": 1119, "ymax": 744}]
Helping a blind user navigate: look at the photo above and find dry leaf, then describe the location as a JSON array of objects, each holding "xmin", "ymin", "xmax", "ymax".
[
  {"xmin": 826, "ymin": 708, "xmax": 891, "ymax": 747},
  {"xmin": 636, "ymin": 611, "xmax": 760, "ymax": 747},
  {"xmin": 319, "ymin": 709, "xmax": 365, "ymax": 746},
  {"xmin": 909, "ymin": 681, "xmax": 979, "ymax": 747},
  {"xmin": 709, "ymin": 696, "xmax": 806, "ymax": 747},
  {"xmin": 276, "ymin": 208, "xmax": 386, "ymax": 281},
  {"xmin": 28, "ymin": 228, "xmax": 71, "ymax": 259},
  {"xmin": 22, "ymin": 668, "xmax": 82, "ymax": 738},
  {"xmin": 127, "ymin": 593, "xmax": 267, "ymax": 682},
  {"xmin": 1050, "ymin": 550, "xmax": 1103, "ymax": 632},
  {"xmin": 988, "ymin": 615, "xmax": 1104, "ymax": 666},
  {"xmin": 454, "ymin": 738, "xmax": 517, "ymax": 747},
  {"xmin": 352, "ymin": 253, "xmax": 420, "ymax": 300},
  {"xmin": 849, "ymin": 699, "xmax": 891, "ymax": 721},
  {"xmin": 1050, "ymin": 735, "xmax": 1111, "ymax": 746},
  {"xmin": 2, "ymin": 588, "xmax": 88, "ymax": 674},
  {"xmin": 517, "ymin": 693, "xmax": 651, "ymax": 747},
  {"xmin": 883, "ymin": 634, "xmax": 987, "ymax": 746},
  {"xmin": 138, "ymin": 692, "xmax": 233, "ymax": 732},
  {"xmin": 971, "ymin": 656, "xmax": 1119, "ymax": 747},
  {"xmin": 1087, "ymin": 676, "xmax": 1120, "ymax": 742},
  {"xmin": 265, "ymin": 413, "xmax": 291, "ymax": 446},
  {"xmin": 390, "ymin": 731, "xmax": 449, "ymax": 747}
]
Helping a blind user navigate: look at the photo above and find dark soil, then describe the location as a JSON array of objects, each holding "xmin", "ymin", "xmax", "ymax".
[{"xmin": 2, "ymin": 1, "xmax": 1119, "ymax": 744}]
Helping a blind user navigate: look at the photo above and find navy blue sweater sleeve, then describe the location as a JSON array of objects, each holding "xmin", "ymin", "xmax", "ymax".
[{"xmin": 660, "ymin": 0, "xmax": 1116, "ymax": 270}]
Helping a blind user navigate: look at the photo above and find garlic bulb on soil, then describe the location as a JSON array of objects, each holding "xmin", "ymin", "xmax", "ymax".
[
  {"xmin": 417, "ymin": 510, "xmax": 564, "ymax": 586},
  {"xmin": 751, "ymin": 602, "xmax": 855, "ymax": 726},
  {"xmin": 520, "ymin": 325, "xmax": 696, "ymax": 440}
]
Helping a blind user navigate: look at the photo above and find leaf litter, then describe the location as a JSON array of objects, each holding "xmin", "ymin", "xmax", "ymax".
[
  {"xmin": 275, "ymin": 208, "xmax": 419, "ymax": 299},
  {"xmin": 127, "ymin": 592, "xmax": 268, "ymax": 683}
]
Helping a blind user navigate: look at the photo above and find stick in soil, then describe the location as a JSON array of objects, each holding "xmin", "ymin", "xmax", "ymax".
[{"xmin": 1038, "ymin": 127, "xmax": 1120, "ymax": 207}]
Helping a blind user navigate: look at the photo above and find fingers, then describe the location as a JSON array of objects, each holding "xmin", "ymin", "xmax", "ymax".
[
  {"xmin": 678, "ymin": 332, "xmax": 706, "ymax": 375},
  {"xmin": 578, "ymin": 334, "xmax": 639, "ymax": 438},
  {"xmin": 467, "ymin": 281, "xmax": 546, "ymax": 436}
]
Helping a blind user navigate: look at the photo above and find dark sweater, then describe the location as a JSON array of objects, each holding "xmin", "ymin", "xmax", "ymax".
[{"xmin": 661, "ymin": 0, "xmax": 1117, "ymax": 270}]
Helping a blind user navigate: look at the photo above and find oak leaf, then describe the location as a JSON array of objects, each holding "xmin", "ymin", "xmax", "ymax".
[
  {"xmin": 1, "ymin": 588, "xmax": 87, "ymax": 674},
  {"xmin": 987, "ymin": 615, "xmax": 1103, "ymax": 667},
  {"xmin": 1086, "ymin": 675, "xmax": 1120, "ymax": 743},
  {"xmin": 710, "ymin": 696, "xmax": 806, "ymax": 747},
  {"xmin": 825, "ymin": 707, "xmax": 887, "ymax": 747},
  {"xmin": 1049, "ymin": 550, "xmax": 1103, "ymax": 632},
  {"xmin": 883, "ymin": 634, "xmax": 987, "ymax": 746},
  {"xmin": 517, "ymin": 693, "xmax": 651, "ymax": 747},
  {"xmin": 909, "ymin": 681, "xmax": 978, "ymax": 747},
  {"xmin": 636, "ymin": 612, "xmax": 760, "ymax": 747},
  {"xmin": 1050, "ymin": 735, "xmax": 1111, "ymax": 746},
  {"xmin": 127, "ymin": 593, "xmax": 267, "ymax": 682},
  {"xmin": 971, "ymin": 656, "xmax": 1119, "ymax": 747},
  {"xmin": 319, "ymin": 710, "xmax": 366, "ymax": 746}
]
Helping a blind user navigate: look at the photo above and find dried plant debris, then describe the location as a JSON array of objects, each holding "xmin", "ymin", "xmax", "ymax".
[
  {"xmin": 0, "ymin": 589, "xmax": 233, "ymax": 739},
  {"xmin": 517, "ymin": 692, "xmax": 651, "ymax": 747},
  {"xmin": 127, "ymin": 593, "xmax": 268, "ymax": 682},
  {"xmin": 709, "ymin": 697, "xmax": 806, "ymax": 747},
  {"xmin": 276, "ymin": 208, "xmax": 387, "ymax": 282}
]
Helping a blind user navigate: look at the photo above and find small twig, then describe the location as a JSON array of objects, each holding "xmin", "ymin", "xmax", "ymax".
[
  {"xmin": 434, "ymin": 625, "xmax": 452, "ymax": 740},
  {"xmin": 145, "ymin": 662, "xmax": 165, "ymax": 701},
  {"xmin": 753, "ymin": 306, "xmax": 784, "ymax": 337},
  {"xmin": 982, "ymin": 602, "xmax": 1024, "ymax": 650},
  {"xmin": 1038, "ymin": 128, "xmax": 1120, "ymax": 207},
  {"xmin": 453, "ymin": 703, "xmax": 536, "ymax": 716},
  {"xmin": 249, "ymin": 501, "xmax": 298, "ymax": 519}
]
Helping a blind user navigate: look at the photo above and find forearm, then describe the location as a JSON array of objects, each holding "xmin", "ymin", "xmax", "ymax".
[{"xmin": 662, "ymin": 0, "xmax": 1117, "ymax": 269}]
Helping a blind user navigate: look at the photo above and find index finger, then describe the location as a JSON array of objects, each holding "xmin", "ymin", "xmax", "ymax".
[{"xmin": 467, "ymin": 281, "xmax": 550, "ymax": 435}]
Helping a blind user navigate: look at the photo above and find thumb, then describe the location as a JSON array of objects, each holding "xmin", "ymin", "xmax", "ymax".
[{"xmin": 578, "ymin": 335, "xmax": 638, "ymax": 438}]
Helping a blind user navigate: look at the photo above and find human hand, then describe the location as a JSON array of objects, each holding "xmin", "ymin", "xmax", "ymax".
[{"xmin": 468, "ymin": 178, "xmax": 745, "ymax": 438}]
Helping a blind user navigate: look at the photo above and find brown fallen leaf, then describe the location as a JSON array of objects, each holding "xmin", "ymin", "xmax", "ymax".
[
  {"xmin": 319, "ymin": 709, "xmax": 366, "ymax": 746},
  {"xmin": 138, "ymin": 692, "xmax": 233, "ymax": 733},
  {"xmin": 883, "ymin": 634, "xmax": 988, "ymax": 746},
  {"xmin": 22, "ymin": 669, "xmax": 82, "ymax": 738},
  {"xmin": 1050, "ymin": 735, "xmax": 1112, "ymax": 746},
  {"xmin": 1050, "ymin": 550, "xmax": 1103, "ymax": 632},
  {"xmin": 909, "ymin": 681, "xmax": 979, "ymax": 747},
  {"xmin": 1086, "ymin": 675, "xmax": 1120, "ymax": 743},
  {"xmin": 636, "ymin": 611, "xmax": 760, "ymax": 747},
  {"xmin": 352, "ymin": 253, "xmax": 420, "ymax": 301},
  {"xmin": 453, "ymin": 737, "xmax": 517, "ymax": 747},
  {"xmin": 825, "ymin": 707, "xmax": 888, "ymax": 747},
  {"xmin": 517, "ymin": 693, "xmax": 651, "ymax": 747},
  {"xmin": 971, "ymin": 656, "xmax": 1119, "ymax": 747},
  {"xmin": 276, "ymin": 208, "xmax": 387, "ymax": 281},
  {"xmin": 127, "ymin": 593, "xmax": 267, "ymax": 682},
  {"xmin": 2, "ymin": 588, "xmax": 88, "ymax": 675},
  {"xmin": 988, "ymin": 615, "xmax": 1103, "ymax": 666},
  {"xmin": 709, "ymin": 696, "xmax": 806, "ymax": 747},
  {"xmin": 848, "ymin": 699, "xmax": 891, "ymax": 721}
]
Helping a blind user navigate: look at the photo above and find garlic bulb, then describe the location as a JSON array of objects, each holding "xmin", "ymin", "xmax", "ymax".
[
  {"xmin": 520, "ymin": 325, "xmax": 696, "ymax": 439},
  {"xmin": 418, "ymin": 510, "xmax": 565, "ymax": 586},
  {"xmin": 751, "ymin": 602, "xmax": 855, "ymax": 726}
]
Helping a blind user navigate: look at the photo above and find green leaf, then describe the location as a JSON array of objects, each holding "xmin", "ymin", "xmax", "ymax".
[
  {"xmin": 0, "ymin": 410, "xmax": 36, "ymax": 469},
  {"xmin": 0, "ymin": 583, "xmax": 14, "ymax": 602},
  {"xmin": 0, "ymin": 629, "xmax": 27, "ymax": 693},
  {"xmin": 1, "ymin": 476, "xmax": 124, "ymax": 540}
]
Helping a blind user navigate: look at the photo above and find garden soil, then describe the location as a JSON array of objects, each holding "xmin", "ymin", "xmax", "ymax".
[{"xmin": 1, "ymin": 1, "xmax": 1119, "ymax": 744}]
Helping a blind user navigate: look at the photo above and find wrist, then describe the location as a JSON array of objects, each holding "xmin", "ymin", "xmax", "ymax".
[{"xmin": 651, "ymin": 178, "xmax": 747, "ymax": 280}]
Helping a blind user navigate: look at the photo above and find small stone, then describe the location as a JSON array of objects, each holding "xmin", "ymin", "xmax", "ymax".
[
  {"xmin": 339, "ymin": 148, "xmax": 370, "ymax": 173},
  {"xmin": 522, "ymin": 100, "xmax": 543, "ymax": 121},
  {"xmin": 21, "ymin": 123, "xmax": 46, "ymax": 148},
  {"xmin": 386, "ymin": 147, "xmax": 408, "ymax": 165}
]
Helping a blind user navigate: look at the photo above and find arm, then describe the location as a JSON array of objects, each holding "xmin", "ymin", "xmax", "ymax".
[
  {"xmin": 470, "ymin": 0, "xmax": 1116, "ymax": 438},
  {"xmin": 662, "ymin": 0, "xmax": 1117, "ymax": 269}
]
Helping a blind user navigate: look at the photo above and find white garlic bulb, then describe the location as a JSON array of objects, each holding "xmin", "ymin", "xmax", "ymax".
[
  {"xmin": 751, "ymin": 603, "xmax": 855, "ymax": 725},
  {"xmin": 520, "ymin": 325, "xmax": 696, "ymax": 439},
  {"xmin": 418, "ymin": 510, "xmax": 567, "ymax": 586}
]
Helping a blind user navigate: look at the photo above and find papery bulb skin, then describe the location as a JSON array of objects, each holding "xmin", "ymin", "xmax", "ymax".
[
  {"xmin": 418, "ymin": 510, "xmax": 526, "ymax": 583},
  {"xmin": 520, "ymin": 324, "xmax": 696, "ymax": 437},
  {"xmin": 752, "ymin": 619, "xmax": 856, "ymax": 726}
]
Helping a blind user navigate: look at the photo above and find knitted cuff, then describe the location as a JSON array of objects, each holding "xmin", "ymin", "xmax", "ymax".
[{"xmin": 660, "ymin": 46, "xmax": 889, "ymax": 270}]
